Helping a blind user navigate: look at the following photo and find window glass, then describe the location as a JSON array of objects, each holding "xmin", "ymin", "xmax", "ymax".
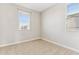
[
  {"xmin": 67, "ymin": 3, "xmax": 79, "ymax": 14},
  {"xmin": 18, "ymin": 10, "xmax": 30, "ymax": 30}
]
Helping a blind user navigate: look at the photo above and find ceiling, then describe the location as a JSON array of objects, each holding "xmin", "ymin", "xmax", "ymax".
[{"xmin": 17, "ymin": 3, "xmax": 55, "ymax": 12}]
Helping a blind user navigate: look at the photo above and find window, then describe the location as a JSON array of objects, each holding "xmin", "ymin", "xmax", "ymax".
[
  {"xmin": 67, "ymin": 3, "xmax": 79, "ymax": 15},
  {"xmin": 18, "ymin": 10, "xmax": 31, "ymax": 30},
  {"xmin": 66, "ymin": 3, "xmax": 79, "ymax": 31}
]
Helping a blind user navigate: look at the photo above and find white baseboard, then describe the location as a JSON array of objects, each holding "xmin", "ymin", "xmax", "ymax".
[
  {"xmin": 41, "ymin": 37, "xmax": 79, "ymax": 53},
  {"xmin": 0, "ymin": 37, "xmax": 79, "ymax": 53},
  {"xmin": 0, "ymin": 37, "xmax": 41, "ymax": 47}
]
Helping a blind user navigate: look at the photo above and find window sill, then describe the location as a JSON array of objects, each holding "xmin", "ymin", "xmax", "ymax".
[{"xmin": 17, "ymin": 28, "xmax": 30, "ymax": 31}]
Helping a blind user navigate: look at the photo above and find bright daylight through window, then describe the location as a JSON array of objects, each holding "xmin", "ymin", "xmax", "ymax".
[
  {"xmin": 18, "ymin": 10, "xmax": 31, "ymax": 30},
  {"xmin": 66, "ymin": 3, "xmax": 79, "ymax": 31}
]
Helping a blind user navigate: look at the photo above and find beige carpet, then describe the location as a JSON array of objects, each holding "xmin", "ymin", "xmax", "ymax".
[{"xmin": 0, "ymin": 39, "xmax": 78, "ymax": 55}]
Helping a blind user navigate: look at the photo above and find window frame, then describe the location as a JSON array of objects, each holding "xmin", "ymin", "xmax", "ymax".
[
  {"xmin": 66, "ymin": 3, "xmax": 79, "ymax": 31},
  {"xmin": 17, "ymin": 9, "xmax": 31, "ymax": 31}
]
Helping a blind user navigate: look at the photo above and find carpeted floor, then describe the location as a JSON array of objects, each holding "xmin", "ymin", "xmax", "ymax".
[{"xmin": 0, "ymin": 39, "xmax": 78, "ymax": 55}]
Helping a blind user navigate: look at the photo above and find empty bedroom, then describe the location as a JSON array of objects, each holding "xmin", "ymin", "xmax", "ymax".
[{"xmin": 0, "ymin": 3, "xmax": 79, "ymax": 55}]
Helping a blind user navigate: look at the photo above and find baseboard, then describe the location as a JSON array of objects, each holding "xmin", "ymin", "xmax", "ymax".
[
  {"xmin": 1, "ymin": 37, "xmax": 79, "ymax": 53},
  {"xmin": 41, "ymin": 37, "xmax": 79, "ymax": 53},
  {"xmin": 0, "ymin": 37, "xmax": 41, "ymax": 47}
]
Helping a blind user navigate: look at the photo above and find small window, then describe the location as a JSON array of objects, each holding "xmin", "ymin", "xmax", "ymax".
[{"xmin": 18, "ymin": 10, "xmax": 31, "ymax": 30}]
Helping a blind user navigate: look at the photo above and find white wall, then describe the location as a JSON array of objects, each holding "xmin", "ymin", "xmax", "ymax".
[
  {"xmin": 0, "ymin": 4, "xmax": 40, "ymax": 44},
  {"xmin": 1, "ymin": 3, "xmax": 79, "ymax": 51},
  {"xmin": 41, "ymin": 4, "xmax": 79, "ymax": 51}
]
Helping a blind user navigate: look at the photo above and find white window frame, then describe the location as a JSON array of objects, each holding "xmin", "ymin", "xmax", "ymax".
[
  {"xmin": 18, "ymin": 9, "xmax": 31, "ymax": 30},
  {"xmin": 66, "ymin": 3, "xmax": 79, "ymax": 31}
]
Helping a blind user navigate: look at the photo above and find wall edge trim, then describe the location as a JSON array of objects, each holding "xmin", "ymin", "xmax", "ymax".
[{"xmin": 0, "ymin": 37, "xmax": 41, "ymax": 47}]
